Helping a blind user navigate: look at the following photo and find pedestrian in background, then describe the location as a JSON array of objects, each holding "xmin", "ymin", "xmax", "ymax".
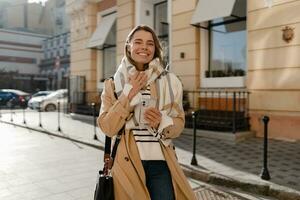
[{"xmin": 98, "ymin": 25, "xmax": 196, "ymax": 200}]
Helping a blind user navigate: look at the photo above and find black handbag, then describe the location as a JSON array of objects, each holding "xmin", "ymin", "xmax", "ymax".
[{"xmin": 94, "ymin": 129, "xmax": 123, "ymax": 200}]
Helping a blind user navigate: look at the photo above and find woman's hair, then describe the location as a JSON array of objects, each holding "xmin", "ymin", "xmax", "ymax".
[{"xmin": 124, "ymin": 25, "xmax": 163, "ymax": 67}]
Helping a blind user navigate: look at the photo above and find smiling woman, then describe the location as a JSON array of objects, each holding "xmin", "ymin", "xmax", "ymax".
[{"xmin": 97, "ymin": 25, "xmax": 196, "ymax": 200}]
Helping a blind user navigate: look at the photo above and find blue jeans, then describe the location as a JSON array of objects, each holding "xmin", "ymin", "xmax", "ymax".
[{"xmin": 142, "ymin": 160, "xmax": 175, "ymax": 200}]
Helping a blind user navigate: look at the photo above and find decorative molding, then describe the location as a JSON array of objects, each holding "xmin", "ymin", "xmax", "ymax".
[
  {"xmin": 282, "ymin": 26, "xmax": 295, "ymax": 43},
  {"xmin": 66, "ymin": 0, "xmax": 97, "ymax": 15}
]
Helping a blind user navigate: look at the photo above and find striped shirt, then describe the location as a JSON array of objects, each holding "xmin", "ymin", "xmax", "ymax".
[{"xmin": 132, "ymin": 86, "xmax": 165, "ymax": 160}]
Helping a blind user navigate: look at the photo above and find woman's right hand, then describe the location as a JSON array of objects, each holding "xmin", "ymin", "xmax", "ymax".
[{"xmin": 128, "ymin": 72, "xmax": 148, "ymax": 100}]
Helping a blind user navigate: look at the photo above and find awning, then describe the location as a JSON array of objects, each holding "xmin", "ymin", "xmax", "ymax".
[
  {"xmin": 191, "ymin": 0, "xmax": 236, "ymax": 25},
  {"xmin": 87, "ymin": 12, "xmax": 116, "ymax": 49}
]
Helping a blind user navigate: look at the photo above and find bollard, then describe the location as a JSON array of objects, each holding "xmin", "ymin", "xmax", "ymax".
[
  {"xmin": 57, "ymin": 101, "xmax": 61, "ymax": 132},
  {"xmin": 23, "ymin": 107, "xmax": 26, "ymax": 125},
  {"xmin": 39, "ymin": 102, "xmax": 42, "ymax": 128},
  {"xmin": 260, "ymin": 115, "xmax": 271, "ymax": 180},
  {"xmin": 10, "ymin": 102, "xmax": 13, "ymax": 122},
  {"xmin": 92, "ymin": 103, "xmax": 97, "ymax": 140},
  {"xmin": 0, "ymin": 103, "xmax": 2, "ymax": 118},
  {"xmin": 191, "ymin": 111, "xmax": 198, "ymax": 166},
  {"xmin": 232, "ymin": 92, "xmax": 236, "ymax": 134}
]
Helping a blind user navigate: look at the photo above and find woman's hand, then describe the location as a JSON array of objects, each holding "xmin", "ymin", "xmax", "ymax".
[
  {"xmin": 128, "ymin": 72, "xmax": 147, "ymax": 100},
  {"xmin": 144, "ymin": 107, "xmax": 161, "ymax": 129}
]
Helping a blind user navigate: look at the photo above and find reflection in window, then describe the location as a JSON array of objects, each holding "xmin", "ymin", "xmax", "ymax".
[
  {"xmin": 154, "ymin": 1, "xmax": 169, "ymax": 66},
  {"xmin": 207, "ymin": 0, "xmax": 246, "ymax": 78}
]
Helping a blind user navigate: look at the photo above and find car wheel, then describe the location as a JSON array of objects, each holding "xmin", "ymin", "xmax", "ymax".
[{"xmin": 45, "ymin": 104, "xmax": 56, "ymax": 112}]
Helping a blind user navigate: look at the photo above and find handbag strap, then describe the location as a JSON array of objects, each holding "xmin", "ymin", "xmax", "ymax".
[
  {"xmin": 103, "ymin": 127, "xmax": 123, "ymax": 174},
  {"xmin": 103, "ymin": 77, "xmax": 124, "ymax": 172}
]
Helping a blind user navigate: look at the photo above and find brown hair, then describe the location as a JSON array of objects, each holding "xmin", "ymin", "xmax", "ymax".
[{"xmin": 124, "ymin": 25, "xmax": 163, "ymax": 67}]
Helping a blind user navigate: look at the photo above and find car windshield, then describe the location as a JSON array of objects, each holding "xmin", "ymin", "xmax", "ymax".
[
  {"xmin": 46, "ymin": 90, "xmax": 65, "ymax": 98},
  {"xmin": 32, "ymin": 91, "xmax": 52, "ymax": 97}
]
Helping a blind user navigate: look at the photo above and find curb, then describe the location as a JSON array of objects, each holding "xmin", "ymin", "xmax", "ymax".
[{"xmin": 1, "ymin": 120, "xmax": 300, "ymax": 200}]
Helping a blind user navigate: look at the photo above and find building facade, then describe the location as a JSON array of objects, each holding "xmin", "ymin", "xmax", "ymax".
[
  {"xmin": 66, "ymin": 0, "xmax": 300, "ymax": 141},
  {"xmin": 0, "ymin": 0, "xmax": 71, "ymax": 92},
  {"xmin": 0, "ymin": 28, "xmax": 49, "ymax": 92},
  {"xmin": 39, "ymin": 32, "xmax": 71, "ymax": 90}
]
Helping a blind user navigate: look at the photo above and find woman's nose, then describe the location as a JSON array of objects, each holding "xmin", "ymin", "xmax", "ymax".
[{"xmin": 140, "ymin": 43, "xmax": 147, "ymax": 50}]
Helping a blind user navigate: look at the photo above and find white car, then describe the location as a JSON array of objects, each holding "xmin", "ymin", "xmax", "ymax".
[{"xmin": 28, "ymin": 89, "xmax": 68, "ymax": 111}]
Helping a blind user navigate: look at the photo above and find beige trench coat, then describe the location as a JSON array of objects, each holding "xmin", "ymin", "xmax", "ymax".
[{"xmin": 97, "ymin": 78, "xmax": 196, "ymax": 200}]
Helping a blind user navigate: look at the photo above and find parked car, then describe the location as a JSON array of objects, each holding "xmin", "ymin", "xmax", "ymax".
[
  {"xmin": 27, "ymin": 91, "xmax": 53, "ymax": 109},
  {"xmin": 31, "ymin": 91, "xmax": 53, "ymax": 98},
  {"xmin": 0, "ymin": 89, "xmax": 30, "ymax": 108},
  {"xmin": 28, "ymin": 89, "xmax": 68, "ymax": 111}
]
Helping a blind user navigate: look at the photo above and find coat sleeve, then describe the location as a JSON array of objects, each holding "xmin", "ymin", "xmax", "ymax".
[{"xmin": 97, "ymin": 79, "xmax": 131, "ymax": 137}]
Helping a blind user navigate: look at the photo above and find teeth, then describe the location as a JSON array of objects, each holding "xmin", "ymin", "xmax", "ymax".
[{"xmin": 138, "ymin": 53, "xmax": 147, "ymax": 56}]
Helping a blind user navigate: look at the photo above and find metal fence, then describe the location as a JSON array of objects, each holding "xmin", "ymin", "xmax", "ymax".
[
  {"xmin": 184, "ymin": 89, "xmax": 250, "ymax": 133},
  {"xmin": 69, "ymin": 91, "xmax": 101, "ymax": 116}
]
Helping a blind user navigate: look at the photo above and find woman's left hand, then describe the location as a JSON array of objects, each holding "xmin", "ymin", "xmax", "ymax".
[{"xmin": 144, "ymin": 107, "xmax": 161, "ymax": 129}]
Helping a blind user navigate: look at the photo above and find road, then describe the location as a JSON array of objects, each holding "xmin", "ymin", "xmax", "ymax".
[{"xmin": 0, "ymin": 122, "xmax": 275, "ymax": 200}]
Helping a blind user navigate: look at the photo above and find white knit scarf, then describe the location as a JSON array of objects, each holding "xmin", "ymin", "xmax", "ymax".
[
  {"xmin": 113, "ymin": 57, "xmax": 165, "ymax": 98},
  {"xmin": 113, "ymin": 57, "xmax": 179, "ymax": 146}
]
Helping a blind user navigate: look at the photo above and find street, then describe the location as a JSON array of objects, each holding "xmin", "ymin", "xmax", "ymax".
[
  {"xmin": 0, "ymin": 122, "xmax": 257, "ymax": 200},
  {"xmin": 2, "ymin": 110, "xmax": 295, "ymax": 200},
  {"xmin": 0, "ymin": 123, "xmax": 101, "ymax": 200}
]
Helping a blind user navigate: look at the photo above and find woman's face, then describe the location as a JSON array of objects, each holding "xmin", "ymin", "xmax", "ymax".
[{"xmin": 128, "ymin": 30, "xmax": 155, "ymax": 69}]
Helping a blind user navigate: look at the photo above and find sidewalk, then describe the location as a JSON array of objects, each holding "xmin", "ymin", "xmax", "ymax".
[{"xmin": 1, "ymin": 109, "xmax": 299, "ymax": 200}]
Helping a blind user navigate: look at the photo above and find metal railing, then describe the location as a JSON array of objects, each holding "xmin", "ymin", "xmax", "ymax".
[
  {"xmin": 69, "ymin": 91, "xmax": 101, "ymax": 116},
  {"xmin": 184, "ymin": 88, "xmax": 250, "ymax": 133}
]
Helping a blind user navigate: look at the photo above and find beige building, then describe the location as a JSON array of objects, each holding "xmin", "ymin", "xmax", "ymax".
[{"xmin": 66, "ymin": 0, "xmax": 300, "ymax": 141}]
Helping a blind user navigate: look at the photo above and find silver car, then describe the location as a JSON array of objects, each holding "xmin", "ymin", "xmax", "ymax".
[{"xmin": 28, "ymin": 89, "xmax": 68, "ymax": 111}]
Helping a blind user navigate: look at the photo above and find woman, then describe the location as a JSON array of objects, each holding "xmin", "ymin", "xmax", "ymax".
[{"xmin": 98, "ymin": 25, "xmax": 196, "ymax": 200}]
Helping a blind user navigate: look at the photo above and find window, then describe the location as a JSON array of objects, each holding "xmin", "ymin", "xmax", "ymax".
[
  {"xmin": 154, "ymin": 1, "xmax": 168, "ymax": 65},
  {"xmin": 207, "ymin": 0, "xmax": 246, "ymax": 78},
  {"xmin": 102, "ymin": 22, "xmax": 116, "ymax": 79},
  {"xmin": 103, "ymin": 47, "xmax": 116, "ymax": 79}
]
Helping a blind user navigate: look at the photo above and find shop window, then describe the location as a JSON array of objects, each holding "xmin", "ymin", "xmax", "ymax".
[{"xmin": 207, "ymin": 0, "xmax": 246, "ymax": 78}]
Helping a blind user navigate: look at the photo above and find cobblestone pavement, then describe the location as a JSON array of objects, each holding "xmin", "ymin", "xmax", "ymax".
[
  {"xmin": 173, "ymin": 134, "xmax": 300, "ymax": 192},
  {"xmin": 1, "ymin": 109, "xmax": 299, "ymax": 199},
  {"xmin": 0, "ymin": 122, "xmax": 249, "ymax": 200}
]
